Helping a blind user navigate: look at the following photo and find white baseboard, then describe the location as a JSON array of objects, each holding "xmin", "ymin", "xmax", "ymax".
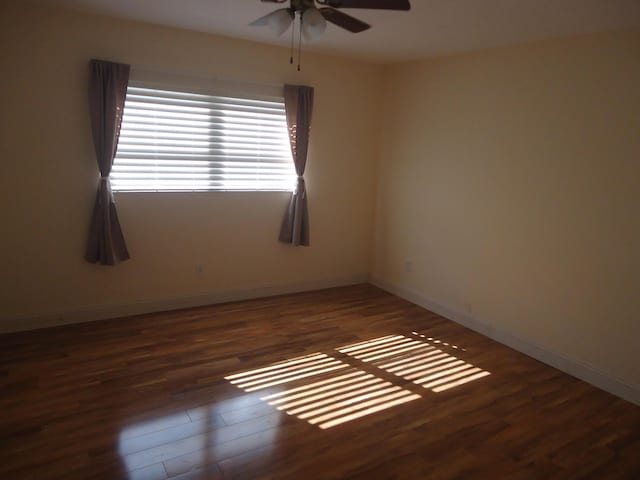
[
  {"xmin": 369, "ymin": 275, "xmax": 640, "ymax": 407},
  {"xmin": 0, "ymin": 274, "xmax": 368, "ymax": 334}
]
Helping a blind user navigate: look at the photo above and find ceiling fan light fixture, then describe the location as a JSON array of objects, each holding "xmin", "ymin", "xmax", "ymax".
[
  {"xmin": 302, "ymin": 8, "xmax": 327, "ymax": 40},
  {"xmin": 267, "ymin": 8, "xmax": 294, "ymax": 36}
]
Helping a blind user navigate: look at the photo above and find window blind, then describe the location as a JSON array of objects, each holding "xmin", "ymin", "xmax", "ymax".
[{"xmin": 112, "ymin": 84, "xmax": 296, "ymax": 192}]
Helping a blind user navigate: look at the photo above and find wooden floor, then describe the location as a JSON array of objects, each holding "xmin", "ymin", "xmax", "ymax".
[{"xmin": 1, "ymin": 285, "xmax": 639, "ymax": 480}]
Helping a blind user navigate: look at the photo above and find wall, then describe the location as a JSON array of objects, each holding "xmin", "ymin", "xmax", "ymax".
[
  {"xmin": 373, "ymin": 31, "xmax": 640, "ymax": 394},
  {"xmin": 0, "ymin": 1, "xmax": 382, "ymax": 331}
]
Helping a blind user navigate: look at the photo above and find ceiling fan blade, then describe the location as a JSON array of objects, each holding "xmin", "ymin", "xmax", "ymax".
[
  {"xmin": 249, "ymin": 8, "xmax": 291, "ymax": 27},
  {"xmin": 318, "ymin": 0, "xmax": 410, "ymax": 10},
  {"xmin": 319, "ymin": 7, "xmax": 370, "ymax": 33},
  {"xmin": 250, "ymin": 12, "xmax": 273, "ymax": 27}
]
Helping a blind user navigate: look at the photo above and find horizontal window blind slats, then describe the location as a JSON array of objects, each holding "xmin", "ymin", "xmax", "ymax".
[
  {"xmin": 125, "ymin": 93, "xmax": 281, "ymax": 109},
  {"xmin": 121, "ymin": 115, "xmax": 286, "ymax": 131},
  {"xmin": 122, "ymin": 113, "xmax": 286, "ymax": 131},
  {"xmin": 113, "ymin": 163, "xmax": 293, "ymax": 171},
  {"xmin": 118, "ymin": 139, "xmax": 289, "ymax": 150},
  {"xmin": 118, "ymin": 146, "xmax": 291, "ymax": 155},
  {"xmin": 121, "ymin": 116, "xmax": 287, "ymax": 131},
  {"xmin": 113, "ymin": 173, "xmax": 292, "ymax": 179},
  {"xmin": 127, "ymin": 86, "xmax": 284, "ymax": 107},
  {"xmin": 119, "ymin": 135, "xmax": 289, "ymax": 147},
  {"xmin": 114, "ymin": 83, "xmax": 295, "ymax": 192},
  {"xmin": 124, "ymin": 98, "xmax": 286, "ymax": 116},
  {"xmin": 116, "ymin": 152, "xmax": 291, "ymax": 160},
  {"xmin": 119, "ymin": 127, "xmax": 287, "ymax": 140},
  {"xmin": 113, "ymin": 178, "xmax": 290, "ymax": 184},
  {"xmin": 113, "ymin": 171, "xmax": 292, "ymax": 177},
  {"xmin": 111, "ymin": 181, "xmax": 290, "ymax": 192},
  {"xmin": 112, "ymin": 180, "xmax": 290, "ymax": 186},
  {"xmin": 127, "ymin": 89, "xmax": 283, "ymax": 106},
  {"xmin": 122, "ymin": 108, "xmax": 285, "ymax": 123},
  {"xmin": 112, "ymin": 164, "xmax": 294, "ymax": 172},
  {"xmin": 114, "ymin": 159, "xmax": 292, "ymax": 167},
  {"xmin": 116, "ymin": 154, "xmax": 291, "ymax": 163}
]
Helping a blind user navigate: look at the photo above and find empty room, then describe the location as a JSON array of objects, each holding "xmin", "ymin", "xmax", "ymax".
[{"xmin": 1, "ymin": 0, "xmax": 639, "ymax": 478}]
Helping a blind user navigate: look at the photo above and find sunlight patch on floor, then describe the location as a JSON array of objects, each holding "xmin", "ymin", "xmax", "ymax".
[
  {"xmin": 337, "ymin": 334, "xmax": 490, "ymax": 393},
  {"xmin": 225, "ymin": 333, "xmax": 490, "ymax": 429},
  {"xmin": 225, "ymin": 353, "xmax": 349, "ymax": 392},
  {"xmin": 225, "ymin": 353, "xmax": 420, "ymax": 429}
]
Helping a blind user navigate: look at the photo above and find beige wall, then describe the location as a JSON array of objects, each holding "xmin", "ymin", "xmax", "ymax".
[
  {"xmin": 373, "ymin": 31, "xmax": 640, "ymax": 389},
  {"xmin": 0, "ymin": 2, "xmax": 382, "ymax": 327}
]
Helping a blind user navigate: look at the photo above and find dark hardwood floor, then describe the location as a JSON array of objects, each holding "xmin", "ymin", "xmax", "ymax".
[{"xmin": 1, "ymin": 284, "xmax": 639, "ymax": 479}]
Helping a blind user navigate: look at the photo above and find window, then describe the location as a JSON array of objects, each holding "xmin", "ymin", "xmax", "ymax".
[{"xmin": 112, "ymin": 78, "xmax": 296, "ymax": 192}]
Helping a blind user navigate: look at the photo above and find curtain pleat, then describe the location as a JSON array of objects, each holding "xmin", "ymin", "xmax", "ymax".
[
  {"xmin": 279, "ymin": 84, "xmax": 314, "ymax": 246},
  {"xmin": 85, "ymin": 59, "xmax": 131, "ymax": 265}
]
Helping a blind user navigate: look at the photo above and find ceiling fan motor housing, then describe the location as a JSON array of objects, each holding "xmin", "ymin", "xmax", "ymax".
[{"xmin": 291, "ymin": 0, "xmax": 316, "ymax": 12}]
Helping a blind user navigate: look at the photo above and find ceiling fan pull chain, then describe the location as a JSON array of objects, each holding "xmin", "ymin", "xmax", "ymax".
[
  {"xmin": 297, "ymin": 13, "xmax": 303, "ymax": 71},
  {"xmin": 289, "ymin": 10, "xmax": 295, "ymax": 64}
]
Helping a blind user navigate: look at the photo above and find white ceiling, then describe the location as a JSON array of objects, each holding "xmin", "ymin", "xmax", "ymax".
[{"xmin": 34, "ymin": 0, "xmax": 640, "ymax": 63}]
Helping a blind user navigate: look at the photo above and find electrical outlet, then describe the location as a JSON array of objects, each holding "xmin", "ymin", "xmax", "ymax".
[{"xmin": 404, "ymin": 260, "xmax": 413, "ymax": 273}]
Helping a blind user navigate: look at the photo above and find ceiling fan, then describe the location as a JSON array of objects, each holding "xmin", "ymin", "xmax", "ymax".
[
  {"xmin": 251, "ymin": 0, "xmax": 411, "ymax": 36},
  {"xmin": 250, "ymin": 0, "xmax": 410, "ymax": 69}
]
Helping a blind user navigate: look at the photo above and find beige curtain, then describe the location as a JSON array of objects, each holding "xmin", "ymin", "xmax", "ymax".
[
  {"xmin": 85, "ymin": 59, "xmax": 130, "ymax": 265},
  {"xmin": 279, "ymin": 84, "xmax": 314, "ymax": 246}
]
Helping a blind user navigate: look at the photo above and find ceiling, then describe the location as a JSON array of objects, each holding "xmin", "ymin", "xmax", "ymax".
[{"xmin": 34, "ymin": 0, "xmax": 640, "ymax": 63}]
